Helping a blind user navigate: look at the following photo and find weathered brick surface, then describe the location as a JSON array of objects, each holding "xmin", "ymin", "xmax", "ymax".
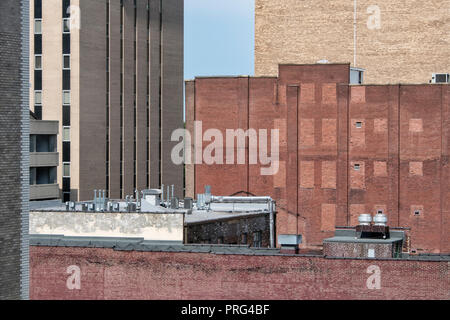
[
  {"xmin": 187, "ymin": 64, "xmax": 450, "ymax": 253},
  {"xmin": 0, "ymin": 0, "xmax": 28, "ymax": 300},
  {"xmin": 30, "ymin": 246, "xmax": 450, "ymax": 300},
  {"xmin": 255, "ymin": 0, "xmax": 450, "ymax": 84}
]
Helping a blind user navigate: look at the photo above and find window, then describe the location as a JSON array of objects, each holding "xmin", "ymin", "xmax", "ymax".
[
  {"xmin": 34, "ymin": 19, "xmax": 42, "ymax": 34},
  {"xmin": 354, "ymin": 164, "xmax": 360, "ymax": 171},
  {"xmin": 35, "ymin": 91, "xmax": 42, "ymax": 105},
  {"xmin": 63, "ymin": 105, "xmax": 70, "ymax": 126},
  {"xmin": 62, "ymin": 127, "xmax": 70, "ymax": 141},
  {"xmin": 34, "ymin": 0, "xmax": 42, "ymax": 19},
  {"xmin": 63, "ymin": 141, "xmax": 71, "ymax": 162},
  {"xmin": 63, "ymin": 163, "xmax": 70, "ymax": 177},
  {"xmin": 377, "ymin": 210, "xmax": 384, "ymax": 214},
  {"xmin": 35, "ymin": 55, "xmax": 42, "ymax": 69},
  {"xmin": 63, "ymin": 55, "xmax": 70, "ymax": 69},
  {"xmin": 241, "ymin": 233, "xmax": 248, "ymax": 245},
  {"xmin": 34, "ymin": 34, "xmax": 42, "ymax": 54},
  {"xmin": 63, "ymin": 18, "xmax": 71, "ymax": 33},
  {"xmin": 414, "ymin": 210, "xmax": 420, "ymax": 216},
  {"xmin": 253, "ymin": 231, "xmax": 262, "ymax": 248},
  {"xmin": 63, "ymin": 178, "xmax": 71, "ymax": 192},
  {"xmin": 63, "ymin": 91, "xmax": 70, "ymax": 105},
  {"xmin": 63, "ymin": 34, "xmax": 71, "ymax": 54},
  {"xmin": 34, "ymin": 106, "xmax": 42, "ymax": 120},
  {"xmin": 34, "ymin": 70, "xmax": 42, "ymax": 90},
  {"xmin": 63, "ymin": 0, "xmax": 70, "ymax": 18},
  {"xmin": 63, "ymin": 70, "xmax": 70, "ymax": 90},
  {"xmin": 63, "ymin": 192, "xmax": 71, "ymax": 202},
  {"xmin": 356, "ymin": 122, "xmax": 362, "ymax": 128}
]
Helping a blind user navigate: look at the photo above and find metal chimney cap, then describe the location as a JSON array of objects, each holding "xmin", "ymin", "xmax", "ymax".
[{"xmin": 358, "ymin": 214, "xmax": 372, "ymax": 226}]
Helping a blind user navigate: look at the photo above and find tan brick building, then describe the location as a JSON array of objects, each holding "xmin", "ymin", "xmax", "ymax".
[
  {"xmin": 30, "ymin": 0, "xmax": 184, "ymax": 201},
  {"xmin": 255, "ymin": 0, "xmax": 450, "ymax": 84}
]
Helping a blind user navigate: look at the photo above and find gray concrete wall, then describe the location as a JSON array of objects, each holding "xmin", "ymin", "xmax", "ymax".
[{"xmin": 161, "ymin": 0, "xmax": 184, "ymax": 198}]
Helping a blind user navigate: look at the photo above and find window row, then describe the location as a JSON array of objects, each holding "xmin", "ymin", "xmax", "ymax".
[{"xmin": 34, "ymin": 91, "xmax": 70, "ymax": 105}]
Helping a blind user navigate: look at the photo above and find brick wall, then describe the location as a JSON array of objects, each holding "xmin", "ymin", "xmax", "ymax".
[
  {"xmin": 186, "ymin": 214, "xmax": 271, "ymax": 247},
  {"xmin": 186, "ymin": 64, "xmax": 450, "ymax": 254},
  {"xmin": 30, "ymin": 246, "xmax": 449, "ymax": 300},
  {"xmin": 255, "ymin": 0, "xmax": 450, "ymax": 84}
]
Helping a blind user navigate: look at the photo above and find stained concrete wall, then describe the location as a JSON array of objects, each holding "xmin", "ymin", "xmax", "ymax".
[{"xmin": 30, "ymin": 211, "xmax": 184, "ymax": 242}]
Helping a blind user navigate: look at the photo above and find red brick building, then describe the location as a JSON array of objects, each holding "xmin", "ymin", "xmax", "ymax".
[{"xmin": 185, "ymin": 64, "xmax": 450, "ymax": 254}]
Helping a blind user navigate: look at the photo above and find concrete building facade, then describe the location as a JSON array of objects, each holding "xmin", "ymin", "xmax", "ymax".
[
  {"xmin": 30, "ymin": 0, "xmax": 184, "ymax": 202},
  {"xmin": 255, "ymin": 0, "xmax": 450, "ymax": 84},
  {"xmin": 185, "ymin": 64, "xmax": 450, "ymax": 255},
  {"xmin": 0, "ymin": 0, "xmax": 30, "ymax": 300}
]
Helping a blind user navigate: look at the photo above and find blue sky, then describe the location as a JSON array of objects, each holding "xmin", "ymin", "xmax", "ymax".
[{"xmin": 184, "ymin": 0, "xmax": 255, "ymax": 80}]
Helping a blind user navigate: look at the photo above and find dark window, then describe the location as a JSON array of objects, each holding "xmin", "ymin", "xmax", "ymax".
[
  {"xmin": 63, "ymin": 105, "xmax": 70, "ymax": 126},
  {"xmin": 34, "ymin": 34, "xmax": 42, "ymax": 54},
  {"xmin": 63, "ymin": 178, "xmax": 71, "ymax": 192},
  {"xmin": 34, "ymin": 70, "xmax": 42, "ymax": 90},
  {"xmin": 63, "ymin": 70, "xmax": 70, "ymax": 90},
  {"xmin": 63, "ymin": 192, "xmax": 71, "ymax": 202},
  {"xmin": 63, "ymin": 34, "xmax": 71, "ymax": 54},
  {"xmin": 253, "ymin": 231, "xmax": 262, "ymax": 248},
  {"xmin": 34, "ymin": 105, "xmax": 42, "ymax": 120},
  {"xmin": 63, "ymin": 141, "xmax": 71, "ymax": 162},
  {"xmin": 34, "ymin": 0, "xmax": 42, "ymax": 19},
  {"xmin": 63, "ymin": 0, "xmax": 71, "ymax": 18},
  {"xmin": 241, "ymin": 233, "xmax": 248, "ymax": 245}
]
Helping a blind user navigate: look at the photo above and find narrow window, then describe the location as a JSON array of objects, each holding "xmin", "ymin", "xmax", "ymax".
[
  {"xmin": 62, "ymin": 127, "xmax": 70, "ymax": 141},
  {"xmin": 35, "ymin": 91, "xmax": 42, "ymax": 105},
  {"xmin": 63, "ymin": 105, "xmax": 70, "ymax": 126},
  {"xmin": 35, "ymin": 55, "xmax": 42, "ymax": 69},
  {"xmin": 356, "ymin": 121, "xmax": 362, "ymax": 128},
  {"xmin": 63, "ymin": 91, "xmax": 70, "ymax": 105},
  {"xmin": 354, "ymin": 164, "xmax": 360, "ymax": 171},
  {"xmin": 63, "ymin": 163, "xmax": 71, "ymax": 177},
  {"xmin": 34, "ymin": 19, "xmax": 42, "ymax": 34},
  {"xmin": 63, "ymin": 18, "xmax": 71, "ymax": 33},
  {"xmin": 63, "ymin": 55, "xmax": 70, "ymax": 69}
]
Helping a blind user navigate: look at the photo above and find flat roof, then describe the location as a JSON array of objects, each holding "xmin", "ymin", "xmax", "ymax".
[{"xmin": 30, "ymin": 235, "xmax": 450, "ymax": 262}]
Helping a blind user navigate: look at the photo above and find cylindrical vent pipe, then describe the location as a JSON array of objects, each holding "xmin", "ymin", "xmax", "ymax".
[
  {"xmin": 358, "ymin": 214, "xmax": 372, "ymax": 226},
  {"xmin": 373, "ymin": 213, "xmax": 388, "ymax": 226}
]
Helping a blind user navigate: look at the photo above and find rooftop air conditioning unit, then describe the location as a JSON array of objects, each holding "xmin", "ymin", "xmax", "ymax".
[
  {"xmin": 350, "ymin": 67, "xmax": 365, "ymax": 85},
  {"xmin": 431, "ymin": 73, "xmax": 449, "ymax": 84}
]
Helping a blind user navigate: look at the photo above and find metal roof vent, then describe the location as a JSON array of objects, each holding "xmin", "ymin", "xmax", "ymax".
[
  {"xmin": 431, "ymin": 73, "xmax": 449, "ymax": 84},
  {"xmin": 373, "ymin": 213, "xmax": 388, "ymax": 226},
  {"xmin": 358, "ymin": 214, "xmax": 372, "ymax": 226}
]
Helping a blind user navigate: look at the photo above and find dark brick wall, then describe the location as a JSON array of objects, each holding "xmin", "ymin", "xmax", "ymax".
[
  {"xmin": 186, "ymin": 214, "xmax": 271, "ymax": 247},
  {"xmin": 0, "ymin": 0, "xmax": 28, "ymax": 300},
  {"xmin": 323, "ymin": 242, "xmax": 400, "ymax": 259},
  {"xmin": 30, "ymin": 246, "xmax": 449, "ymax": 300},
  {"xmin": 187, "ymin": 64, "xmax": 450, "ymax": 254}
]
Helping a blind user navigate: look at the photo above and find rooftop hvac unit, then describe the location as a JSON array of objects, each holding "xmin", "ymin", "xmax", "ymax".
[
  {"xmin": 350, "ymin": 67, "xmax": 365, "ymax": 85},
  {"xmin": 431, "ymin": 73, "xmax": 449, "ymax": 83}
]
